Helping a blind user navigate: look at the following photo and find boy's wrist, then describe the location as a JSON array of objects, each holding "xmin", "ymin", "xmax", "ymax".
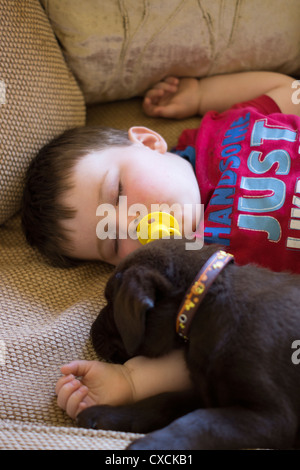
[
  {"xmin": 121, "ymin": 361, "xmax": 138, "ymax": 403},
  {"xmin": 123, "ymin": 351, "xmax": 192, "ymax": 403},
  {"xmin": 196, "ymin": 78, "xmax": 206, "ymax": 116}
]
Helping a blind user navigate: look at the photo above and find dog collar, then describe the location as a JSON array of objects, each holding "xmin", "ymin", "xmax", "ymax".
[{"xmin": 176, "ymin": 250, "xmax": 234, "ymax": 341}]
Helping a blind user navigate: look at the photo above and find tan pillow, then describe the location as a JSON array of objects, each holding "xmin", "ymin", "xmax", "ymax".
[
  {"xmin": 41, "ymin": 0, "xmax": 300, "ymax": 104},
  {"xmin": 0, "ymin": 0, "xmax": 85, "ymax": 225}
]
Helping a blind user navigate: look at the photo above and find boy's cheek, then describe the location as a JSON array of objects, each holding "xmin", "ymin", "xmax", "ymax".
[{"xmin": 120, "ymin": 238, "xmax": 141, "ymax": 260}]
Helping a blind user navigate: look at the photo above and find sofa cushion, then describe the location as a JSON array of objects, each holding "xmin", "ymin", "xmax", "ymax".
[
  {"xmin": 0, "ymin": 213, "xmax": 143, "ymax": 449},
  {"xmin": 86, "ymin": 97, "xmax": 202, "ymax": 150},
  {"xmin": 41, "ymin": 0, "xmax": 300, "ymax": 104},
  {"xmin": 0, "ymin": 0, "xmax": 85, "ymax": 224}
]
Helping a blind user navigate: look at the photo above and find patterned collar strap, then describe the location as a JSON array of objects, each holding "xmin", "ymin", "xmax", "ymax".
[{"xmin": 176, "ymin": 250, "xmax": 234, "ymax": 341}]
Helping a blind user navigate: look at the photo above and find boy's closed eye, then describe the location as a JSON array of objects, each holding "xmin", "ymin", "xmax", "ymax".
[
  {"xmin": 116, "ymin": 182, "xmax": 123, "ymax": 206},
  {"xmin": 114, "ymin": 181, "xmax": 123, "ymax": 254}
]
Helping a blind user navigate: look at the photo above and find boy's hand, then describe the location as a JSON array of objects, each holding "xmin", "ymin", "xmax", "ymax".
[
  {"xmin": 55, "ymin": 360, "xmax": 135, "ymax": 420},
  {"xmin": 143, "ymin": 72, "xmax": 300, "ymax": 118},
  {"xmin": 55, "ymin": 352, "xmax": 192, "ymax": 421},
  {"xmin": 143, "ymin": 77, "xmax": 201, "ymax": 119}
]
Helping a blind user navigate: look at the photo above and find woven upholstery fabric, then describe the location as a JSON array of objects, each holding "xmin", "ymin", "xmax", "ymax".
[
  {"xmin": 0, "ymin": 213, "xmax": 142, "ymax": 449},
  {"xmin": 0, "ymin": 0, "xmax": 85, "ymax": 224},
  {"xmin": 87, "ymin": 97, "xmax": 202, "ymax": 150},
  {"xmin": 0, "ymin": 98, "xmax": 199, "ymax": 449},
  {"xmin": 0, "ymin": 420, "xmax": 140, "ymax": 450}
]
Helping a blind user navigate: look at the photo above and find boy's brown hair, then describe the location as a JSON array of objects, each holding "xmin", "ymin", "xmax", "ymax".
[{"xmin": 21, "ymin": 126, "xmax": 132, "ymax": 267}]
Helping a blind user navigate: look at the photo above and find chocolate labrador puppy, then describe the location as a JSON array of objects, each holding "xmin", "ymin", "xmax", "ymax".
[{"xmin": 77, "ymin": 238, "xmax": 300, "ymax": 449}]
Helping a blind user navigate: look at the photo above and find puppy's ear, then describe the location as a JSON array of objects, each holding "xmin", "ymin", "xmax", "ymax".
[
  {"xmin": 112, "ymin": 267, "xmax": 171, "ymax": 357},
  {"xmin": 114, "ymin": 290, "xmax": 154, "ymax": 357}
]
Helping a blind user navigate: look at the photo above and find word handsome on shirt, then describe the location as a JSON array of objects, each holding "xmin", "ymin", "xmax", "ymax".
[{"xmin": 204, "ymin": 111, "xmax": 299, "ymax": 251}]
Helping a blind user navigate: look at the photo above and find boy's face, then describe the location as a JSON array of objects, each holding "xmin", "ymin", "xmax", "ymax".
[{"xmin": 60, "ymin": 127, "xmax": 201, "ymax": 265}]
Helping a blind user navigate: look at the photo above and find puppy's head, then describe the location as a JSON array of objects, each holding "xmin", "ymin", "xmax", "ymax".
[{"xmin": 91, "ymin": 239, "xmax": 222, "ymax": 363}]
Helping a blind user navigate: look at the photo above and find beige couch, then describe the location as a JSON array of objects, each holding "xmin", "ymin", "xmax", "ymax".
[{"xmin": 0, "ymin": 0, "xmax": 299, "ymax": 450}]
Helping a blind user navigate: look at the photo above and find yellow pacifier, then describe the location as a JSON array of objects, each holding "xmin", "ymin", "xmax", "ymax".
[{"xmin": 136, "ymin": 211, "xmax": 182, "ymax": 245}]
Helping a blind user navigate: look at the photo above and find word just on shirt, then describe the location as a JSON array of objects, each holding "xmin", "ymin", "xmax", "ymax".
[{"xmin": 204, "ymin": 110, "xmax": 300, "ymax": 251}]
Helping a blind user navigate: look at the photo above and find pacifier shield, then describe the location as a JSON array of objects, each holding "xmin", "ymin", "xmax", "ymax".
[{"xmin": 137, "ymin": 211, "xmax": 181, "ymax": 245}]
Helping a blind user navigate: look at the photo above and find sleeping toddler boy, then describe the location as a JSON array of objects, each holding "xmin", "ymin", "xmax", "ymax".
[{"xmin": 22, "ymin": 71, "xmax": 300, "ymax": 419}]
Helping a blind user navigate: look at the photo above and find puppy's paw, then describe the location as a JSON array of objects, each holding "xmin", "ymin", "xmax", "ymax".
[
  {"xmin": 77, "ymin": 404, "xmax": 136, "ymax": 433},
  {"xmin": 77, "ymin": 405, "xmax": 126, "ymax": 431},
  {"xmin": 126, "ymin": 428, "xmax": 181, "ymax": 450}
]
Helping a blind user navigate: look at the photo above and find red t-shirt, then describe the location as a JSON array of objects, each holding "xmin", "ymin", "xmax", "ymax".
[{"xmin": 175, "ymin": 96, "xmax": 300, "ymax": 273}]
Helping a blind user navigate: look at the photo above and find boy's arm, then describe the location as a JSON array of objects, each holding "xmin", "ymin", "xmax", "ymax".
[
  {"xmin": 198, "ymin": 71, "xmax": 300, "ymax": 116},
  {"xmin": 56, "ymin": 349, "xmax": 192, "ymax": 419},
  {"xmin": 124, "ymin": 349, "xmax": 192, "ymax": 401},
  {"xmin": 143, "ymin": 72, "xmax": 300, "ymax": 118}
]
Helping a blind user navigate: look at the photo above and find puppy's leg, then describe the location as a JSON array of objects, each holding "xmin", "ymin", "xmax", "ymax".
[
  {"xmin": 128, "ymin": 405, "xmax": 296, "ymax": 450},
  {"xmin": 76, "ymin": 390, "xmax": 199, "ymax": 433}
]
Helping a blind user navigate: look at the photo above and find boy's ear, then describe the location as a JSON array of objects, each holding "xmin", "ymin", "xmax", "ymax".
[{"xmin": 128, "ymin": 126, "xmax": 167, "ymax": 154}]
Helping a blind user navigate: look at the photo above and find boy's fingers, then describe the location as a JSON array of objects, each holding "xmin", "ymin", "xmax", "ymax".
[
  {"xmin": 56, "ymin": 378, "xmax": 82, "ymax": 410},
  {"xmin": 150, "ymin": 103, "xmax": 181, "ymax": 119},
  {"xmin": 144, "ymin": 88, "xmax": 164, "ymax": 102},
  {"xmin": 143, "ymin": 98, "xmax": 178, "ymax": 118},
  {"xmin": 143, "ymin": 97, "xmax": 161, "ymax": 117},
  {"xmin": 61, "ymin": 360, "xmax": 91, "ymax": 378},
  {"xmin": 153, "ymin": 82, "xmax": 177, "ymax": 93},
  {"xmin": 78, "ymin": 402, "xmax": 88, "ymax": 413},
  {"xmin": 55, "ymin": 374, "xmax": 74, "ymax": 395},
  {"xmin": 65, "ymin": 385, "xmax": 89, "ymax": 419},
  {"xmin": 164, "ymin": 76, "xmax": 179, "ymax": 85}
]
